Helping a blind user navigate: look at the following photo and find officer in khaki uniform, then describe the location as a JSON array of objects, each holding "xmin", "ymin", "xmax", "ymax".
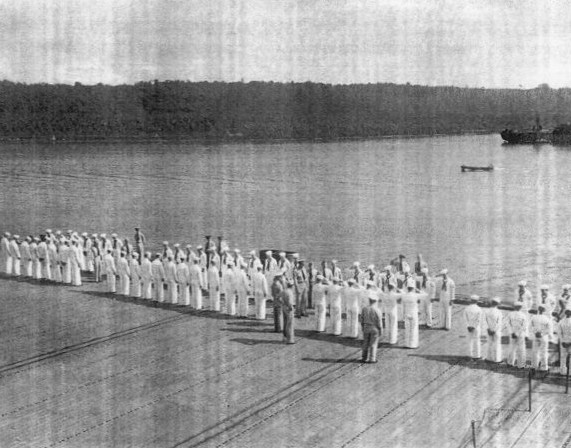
[{"xmin": 360, "ymin": 295, "xmax": 383, "ymax": 363}]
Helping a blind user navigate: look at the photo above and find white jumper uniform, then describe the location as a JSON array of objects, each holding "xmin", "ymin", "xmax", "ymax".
[
  {"xmin": 21, "ymin": 240, "xmax": 32, "ymax": 277},
  {"xmin": 530, "ymin": 313, "xmax": 551, "ymax": 371},
  {"xmin": 129, "ymin": 258, "xmax": 142, "ymax": 298},
  {"xmin": 252, "ymin": 270, "xmax": 269, "ymax": 319},
  {"xmin": 514, "ymin": 288, "xmax": 533, "ymax": 313},
  {"xmin": 508, "ymin": 310, "xmax": 529, "ymax": 368},
  {"xmin": 382, "ymin": 291, "xmax": 401, "ymax": 344},
  {"xmin": 207, "ymin": 265, "xmax": 221, "ymax": 311},
  {"xmin": 176, "ymin": 262, "xmax": 190, "ymax": 306},
  {"xmin": 464, "ymin": 303, "xmax": 483, "ymax": 359},
  {"xmin": 402, "ymin": 291, "xmax": 421, "ymax": 348},
  {"xmin": 0, "ymin": 236, "xmax": 11, "ymax": 274},
  {"xmin": 48, "ymin": 242, "xmax": 60, "ymax": 282},
  {"xmin": 344, "ymin": 286, "xmax": 362, "ymax": 338},
  {"xmin": 141, "ymin": 257, "xmax": 153, "ymax": 299},
  {"xmin": 236, "ymin": 269, "xmax": 250, "ymax": 317},
  {"xmin": 438, "ymin": 277, "xmax": 455, "ymax": 330},
  {"xmin": 420, "ymin": 276, "xmax": 436, "ymax": 326},
  {"xmin": 223, "ymin": 268, "xmax": 237, "ymax": 315},
  {"xmin": 558, "ymin": 317, "xmax": 571, "ymax": 375},
  {"xmin": 165, "ymin": 260, "xmax": 178, "ymax": 304},
  {"xmin": 328, "ymin": 283, "xmax": 343, "ymax": 335},
  {"xmin": 103, "ymin": 253, "xmax": 117, "ymax": 293},
  {"xmin": 37, "ymin": 241, "xmax": 52, "ymax": 280},
  {"xmin": 151, "ymin": 259, "xmax": 165, "ymax": 302},
  {"xmin": 9, "ymin": 239, "xmax": 21, "ymax": 276},
  {"xmin": 70, "ymin": 244, "xmax": 81, "ymax": 286},
  {"xmin": 485, "ymin": 307, "xmax": 503, "ymax": 362},
  {"xmin": 117, "ymin": 257, "xmax": 131, "ymax": 296},
  {"xmin": 313, "ymin": 283, "xmax": 328, "ymax": 332},
  {"xmin": 189, "ymin": 263, "xmax": 204, "ymax": 309},
  {"xmin": 59, "ymin": 244, "xmax": 71, "ymax": 284}
]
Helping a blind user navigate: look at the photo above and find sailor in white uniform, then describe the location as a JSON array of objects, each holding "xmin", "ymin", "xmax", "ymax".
[
  {"xmin": 507, "ymin": 302, "xmax": 529, "ymax": 368},
  {"xmin": 176, "ymin": 255, "xmax": 190, "ymax": 305},
  {"xmin": 464, "ymin": 295, "xmax": 483, "ymax": 360},
  {"xmin": 252, "ymin": 265, "xmax": 269, "ymax": 319},
  {"xmin": 117, "ymin": 252, "xmax": 131, "ymax": 295},
  {"xmin": 437, "ymin": 268, "xmax": 455, "ymax": 330},
  {"xmin": 189, "ymin": 257, "xmax": 204, "ymax": 309},
  {"xmin": 141, "ymin": 252, "xmax": 153, "ymax": 299},
  {"xmin": 485, "ymin": 297, "xmax": 503, "ymax": 363},
  {"xmin": 151, "ymin": 254, "xmax": 166, "ymax": 302},
  {"xmin": 515, "ymin": 280, "xmax": 533, "ymax": 312},
  {"xmin": 9, "ymin": 235, "xmax": 21, "ymax": 276},
  {"xmin": 208, "ymin": 260, "xmax": 221, "ymax": 311},
  {"xmin": 129, "ymin": 252, "xmax": 142, "ymax": 298},
  {"xmin": 530, "ymin": 305, "xmax": 551, "ymax": 371}
]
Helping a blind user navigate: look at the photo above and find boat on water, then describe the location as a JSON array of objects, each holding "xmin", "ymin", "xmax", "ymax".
[
  {"xmin": 500, "ymin": 127, "xmax": 552, "ymax": 144},
  {"xmin": 461, "ymin": 164, "xmax": 494, "ymax": 172}
]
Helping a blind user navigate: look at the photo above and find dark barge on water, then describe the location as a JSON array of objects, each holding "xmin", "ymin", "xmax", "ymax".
[
  {"xmin": 500, "ymin": 123, "xmax": 571, "ymax": 144},
  {"xmin": 461, "ymin": 164, "xmax": 494, "ymax": 172}
]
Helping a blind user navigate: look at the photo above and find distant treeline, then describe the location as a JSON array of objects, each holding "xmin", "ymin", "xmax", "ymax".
[{"xmin": 1, "ymin": 80, "xmax": 571, "ymax": 141}]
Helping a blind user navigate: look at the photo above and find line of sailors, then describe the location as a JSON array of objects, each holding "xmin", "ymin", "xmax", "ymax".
[
  {"xmin": 464, "ymin": 280, "xmax": 571, "ymax": 375},
  {"xmin": 272, "ymin": 258, "xmax": 457, "ymax": 352}
]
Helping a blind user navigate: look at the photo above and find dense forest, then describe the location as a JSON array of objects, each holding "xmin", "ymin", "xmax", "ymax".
[{"xmin": 1, "ymin": 80, "xmax": 571, "ymax": 141}]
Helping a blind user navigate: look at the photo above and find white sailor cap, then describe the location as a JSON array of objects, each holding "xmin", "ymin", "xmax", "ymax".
[
  {"xmin": 186, "ymin": 244, "xmax": 192, "ymax": 249},
  {"xmin": 367, "ymin": 264, "xmax": 375, "ymax": 270},
  {"xmin": 13, "ymin": 235, "xmax": 19, "ymax": 239},
  {"xmin": 112, "ymin": 233, "xmax": 118, "ymax": 238},
  {"xmin": 81, "ymin": 232, "xmax": 88, "ymax": 237},
  {"xmin": 3, "ymin": 232, "xmax": 10, "ymax": 237},
  {"xmin": 67, "ymin": 229, "xmax": 73, "ymax": 234},
  {"xmin": 235, "ymin": 248, "xmax": 241, "ymax": 253},
  {"xmin": 403, "ymin": 265, "xmax": 411, "ymax": 273},
  {"xmin": 292, "ymin": 253, "xmax": 299, "ymax": 259},
  {"xmin": 46, "ymin": 229, "xmax": 52, "ymax": 233},
  {"xmin": 197, "ymin": 245, "xmax": 203, "ymax": 250},
  {"xmin": 250, "ymin": 250, "xmax": 257, "ymax": 256},
  {"xmin": 162, "ymin": 241, "xmax": 169, "ymax": 245},
  {"xmin": 132, "ymin": 252, "xmax": 139, "ymax": 257},
  {"xmin": 316, "ymin": 274, "xmax": 324, "ymax": 281},
  {"xmin": 439, "ymin": 269, "xmax": 448, "ymax": 275},
  {"xmin": 405, "ymin": 278, "xmax": 415, "ymax": 289},
  {"xmin": 100, "ymin": 233, "xmax": 106, "ymax": 238},
  {"xmin": 279, "ymin": 251, "xmax": 286, "ymax": 257},
  {"xmin": 92, "ymin": 233, "xmax": 98, "ymax": 238},
  {"xmin": 563, "ymin": 284, "xmax": 571, "ymax": 290},
  {"xmin": 518, "ymin": 280, "xmax": 527, "ymax": 287},
  {"xmin": 491, "ymin": 297, "xmax": 501, "ymax": 304},
  {"xmin": 470, "ymin": 294, "xmax": 480, "ymax": 301},
  {"xmin": 174, "ymin": 243, "xmax": 180, "ymax": 248},
  {"xmin": 145, "ymin": 251, "xmax": 151, "ymax": 256},
  {"xmin": 265, "ymin": 250, "xmax": 272, "ymax": 256},
  {"xmin": 55, "ymin": 230, "xmax": 62, "ymax": 235},
  {"xmin": 26, "ymin": 236, "xmax": 32, "ymax": 241},
  {"xmin": 331, "ymin": 259, "xmax": 338, "ymax": 264},
  {"xmin": 384, "ymin": 265, "xmax": 392, "ymax": 271},
  {"xmin": 353, "ymin": 261, "xmax": 360, "ymax": 267},
  {"xmin": 34, "ymin": 236, "xmax": 40, "ymax": 242},
  {"xmin": 368, "ymin": 294, "xmax": 378, "ymax": 301},
  {"xmin": 421, "ymin": 267, "xmax": 429, "ymax": 274},
  {"xmin": 540, "ymin": 284, "xmax": 549, "ymax": 290}
]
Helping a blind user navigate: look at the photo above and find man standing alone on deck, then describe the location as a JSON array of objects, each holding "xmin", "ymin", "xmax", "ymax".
[
  {"xmin": 282, "ymin": 281, "xmax": 296, "ymax": 344},
  {"xmin": 271, "ymin": 274, "xmax": 284, "ymax": 333},
  {"xmin": 360, "ymin": 295, "xmax": 383, "ymax": 363}
]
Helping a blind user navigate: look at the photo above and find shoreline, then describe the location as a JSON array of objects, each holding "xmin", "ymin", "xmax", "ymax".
[{"xmin": 0, "ymin": 130, "xmax": 494, "ymax": 146}]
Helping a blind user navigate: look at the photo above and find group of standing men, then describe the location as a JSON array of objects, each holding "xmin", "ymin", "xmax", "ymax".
[{"xmin": 464, "ymin": 281, "xmax": 571, "ymax": 375}]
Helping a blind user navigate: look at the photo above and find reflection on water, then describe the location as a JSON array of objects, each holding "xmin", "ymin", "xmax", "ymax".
[{"xmin": 1, "ymin": 135, "xmax": 570, "ymax": 298}]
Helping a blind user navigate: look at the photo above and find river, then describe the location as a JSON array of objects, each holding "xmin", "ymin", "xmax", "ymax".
[{"xmin": 1, "ymin": 134, "xmax": 570, "ymax": 298}]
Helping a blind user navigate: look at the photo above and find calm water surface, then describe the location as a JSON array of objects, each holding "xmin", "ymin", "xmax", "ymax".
[{"xmin": 1, "ymin": 134, "xmax": 570, "ymax": 298}]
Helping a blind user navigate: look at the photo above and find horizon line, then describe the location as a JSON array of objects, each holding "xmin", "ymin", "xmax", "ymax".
[{"xmin": 0, "ymin": 79, "xmax": 565, "ymax": 91}]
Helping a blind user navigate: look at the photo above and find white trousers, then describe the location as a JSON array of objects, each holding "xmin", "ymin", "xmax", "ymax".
[
  {"xmin": 330, "ymin": 306, "xmax": 342, "ymax": 335},
  {"xmin": 346, "ymin": 307, "xmax": 360, "ymax": 338},
  {"xmin": 385, "ymin": 309, "xmax": 398, "ymax": 344},
  {"xmin": 404, "ymin": 314, "xmax": 419, "ymax": 348},
  {"xmin": 191, "ymin": 283, "xmax": 203, "ymax": 309},
  {"xmin": 209, "ymin": 287, "xmax": 220, "ymax": 311},
  {"xmin": 106, "ymin": 272, "xmax": 116, "ymax": 293},
  {"xmin": 316, "ymin": 303, "xmax": 326, "ymax": 332},
  {"xmin": 254, "ymin": 293, "xmax": 266, "ymax": 319},
  {"xmin": 532, "ymin": 336, "xmax": 549, "ymax": 371},
  {"xmin": 468, "ymin": 328, "xmax": 482, "ymax": 359},
  {"xmin": 225, "ymin": 289, "xmax": 236, "ymax": 315},
  {"xmin": 508, "ymin": 335, "xmax": 526, "ymax": 367}
]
